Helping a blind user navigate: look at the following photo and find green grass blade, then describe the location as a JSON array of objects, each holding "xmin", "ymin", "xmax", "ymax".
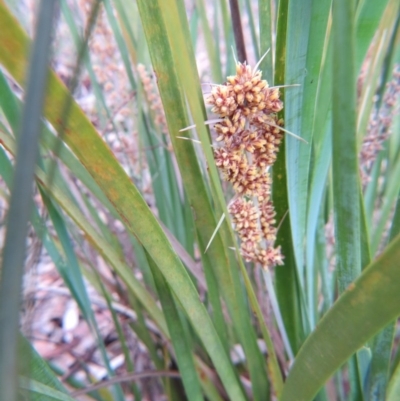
[
  {"xmin": 365, "ymin": 193, "xmax": 400, "ymax": 401},
  {"xmin": 258, "ymin": 0, "xmax": 274, "ymax": 81},
  {"xmin": 19, "ymin": 377, "xmax": 77, "ymax": 401},
  {"xmin": 0, "ymin": 3, "xmax": 55, "ymax": 399},
  {"xmin": 332, "ymin": 0, "xmax": 361, "ymax": 292},
  {"xmin": 273, "ymin": 0, "xmax": 305, "ymax": 354},
  {"xmin": 306, "ymin": 122, "xmax": 331, "ymax": 326},
  {"xmin": 218, "ymin": 0, "xmax": 233, "ymax": 77},
  {"xmin": 0, "ymin": 70, "xmax": 20, "ymax": 134},
  {"xmin": 370, "ymin": 156, "xmax": 400, "ymax": 254},
  {"xmin": 103, "ymin": 0, "xmax": 137, "ymax": 90},
  {"xmin": 388, "ymin": 364, "xmax": 400, "ymax": 401},
  {"xmin": 280, "ymin": 233, "xmax": 400, "ymax": 401},
  {"xmin": 195, "ymin": 0, "xmax": 223, "ymax": 82},
  {"xmin": 332, "ymin": 2, "xmax": 363, "ymax": 397},
  {"xmin": 19, "ymin": 335, "xmax": 70, "ymax": 400},
  {"xmin": 299, "ymin": 0, "xmax": 331, "ymax": 329},
  {"xmin": 284, "ymin": 0, "xmax": 312, "ymax": 291},
  {"xmin": 357, "ymin": 0, "xmax": 400, "ymax": 147},
  {"xmin": 355, "ymin": 0, "xmax": 391, "ymax": 73}
]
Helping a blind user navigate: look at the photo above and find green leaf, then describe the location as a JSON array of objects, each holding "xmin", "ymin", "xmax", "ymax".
[
  {"xmin": 258, "ymin": 0, "xmax": 274, "ymax": 80},
  {"xmin": 332, "ymin": 0, "xmax": 361, "ymax": 292},
  {"xmin": 280, "ymin": 233, "xmax": 400, "ymax": 401},
  {"xmin": 355, "ymin": 0, "xmax": 391, "ymax": 73},
  {"xmin": 273, "ymin": 0, "xmax": 305, "ymax": 354},
  {"xmin": 332, "ymin": 2, "xmax": 363, "ymax": 398},
  {"xmin": 284, "ymin": 0, "xmax": 312, "ymax": 290},
  {"xmin": 19, "ymin": 336, "xmax": 70, "ymax": 400},
  {"xmin": 0, "ymin": 3, "xmax": 56, "ymax": 399},
  {"xmin": 286, "ymin": 0, "xmax": 332, "ymax": 332},
  {"xmin": 365, "ymin": 192, "xmax": 400, "ymax": 401},
  {"xmin": 19, "ymin": 377, "xmax": 76, "ymax": 401}
]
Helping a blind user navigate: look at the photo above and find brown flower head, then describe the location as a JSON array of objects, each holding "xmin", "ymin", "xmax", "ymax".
[{"xmin": 207, "ymin": 61, "xmax": 286, "ymax": 269}]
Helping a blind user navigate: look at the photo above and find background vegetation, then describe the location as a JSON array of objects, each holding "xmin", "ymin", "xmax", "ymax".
[{"xmin": 0, "ymin": 0, "xmax": 399, "ymax": 400}]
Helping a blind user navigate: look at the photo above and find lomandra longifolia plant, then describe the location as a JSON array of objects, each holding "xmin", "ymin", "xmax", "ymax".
[
  {"xmin": 1, "ymin": 0, "xmax": 400, "ymax": 400},
  {"xmin": 207, "ymin": 61, "xmax": 284, "ymax": 269}
]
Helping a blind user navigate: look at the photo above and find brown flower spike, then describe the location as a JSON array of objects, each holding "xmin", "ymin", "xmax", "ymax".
[{"xmin": 207, "ymin": 62, "xmax": 285, "ymax": 269}]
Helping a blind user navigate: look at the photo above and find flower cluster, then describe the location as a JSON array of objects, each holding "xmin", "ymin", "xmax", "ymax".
[
  {"xmin": 360, "ymin": 65, "xmax": 399, "ymax": 186},
  {"xmin": 207, "ymin": 62, "xmax": 285, "ymax": 269},
  {"xmin": 137, "ymin": 64, "xmax": 168, "ymax": 135}
]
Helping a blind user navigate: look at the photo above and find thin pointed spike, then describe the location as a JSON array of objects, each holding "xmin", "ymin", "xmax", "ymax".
[
  {"xmin": 179, "ymin": 124, "xmax": 196, "ymax": 132},
  {"xmin": 231, "ymin": 45, "xmax": 238, "ymax": 65},
  {"xmin": 204, "ymin": 118, "xmax": 224, "ymax": 126},
  {"xmin": 253, "ymin": 48, "xmax": 270, "ymax": 74},
  {"xmin": 276, "ymin": 209, "xmax": 289, "ymax": 234},
  {"xmin": 201, "ymin": 82, "xmax": 223, "ymax": 87},
  {"xmin": 205, "ymin": 214, "xmax": 226, "ymax": 253},
  {"xmin": 176, "ymin": 136, "xmax": 202, "ymax": 144},
  {"xmin": 267, "ymin": 122, "xmax": 308, "ymax": 144},
  {"xmin": 270, "ymin": 84, "xmax": 301, "ymax": 89}
]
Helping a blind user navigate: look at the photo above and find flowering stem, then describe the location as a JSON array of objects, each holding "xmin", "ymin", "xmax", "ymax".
[{"xmin": 228, "ymin": 0, "xmax": 247, "ymax": 62}]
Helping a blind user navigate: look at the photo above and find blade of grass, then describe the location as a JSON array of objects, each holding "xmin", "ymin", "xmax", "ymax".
[
  {"xmin": 355, "ymin": 0, "xmax": 391, "ymax": 74},
  {"xmin": 273, "ymin": 0, "xmax": 305, "ymax": 354},
  {"xmin": 366, "ymin": 191, "xmax": 400, "ymax": 401},
  {"xmin": 258, "ymin": 0, "xmax": 274, "ymax": 81},
  {"xmin": 388, "ymin": 361, "xmax": 400, "ymax": 401},
  {"xmin": 286, "ymin": 0, "xmax": 332, "ymax": 333},
  {"xmin": 0, "ymin": 3, "xmax": 55, "ymax": 399},
  {"xmin": 306, "ymin": 121, "xmax": 331, "ymax": 327},
  {"xmin": 332, "ymin": 0, "xmax": 360, "ymax": 296},
  {"xmin": 103, "ymin": 0, "xmax": 137, "ymax": 91},
  {"xmin": 195, "ymin": 0, "xmax": 223, "ymax": 82},
  {"xmin": 284, "ymin": 0, "xmax": 312, "ymax": 292},
  {"xmin": 198, "ymin": 243, "xmax": 230, "ymax": 356},
  {"xmin": 218, "ymin": 0, "xmax": 233, "ymax": 77},
  {"xmin": 332, "ymin": 2, "xmax": 363, "ymax": 399},
  {"xmin": 19, "ymin": 377, "xmax": 77, "ymax": 401},
  {"xmin": 357, "ymin": 0, "xmax": 399, "ymax": 147},
  {"xmin": 370, "ymin": 156, "xmax": 400, "ymax": 255},
  {"xmin": 20, "ymin": 335, "xmax": 70, "ymax": 400}
]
